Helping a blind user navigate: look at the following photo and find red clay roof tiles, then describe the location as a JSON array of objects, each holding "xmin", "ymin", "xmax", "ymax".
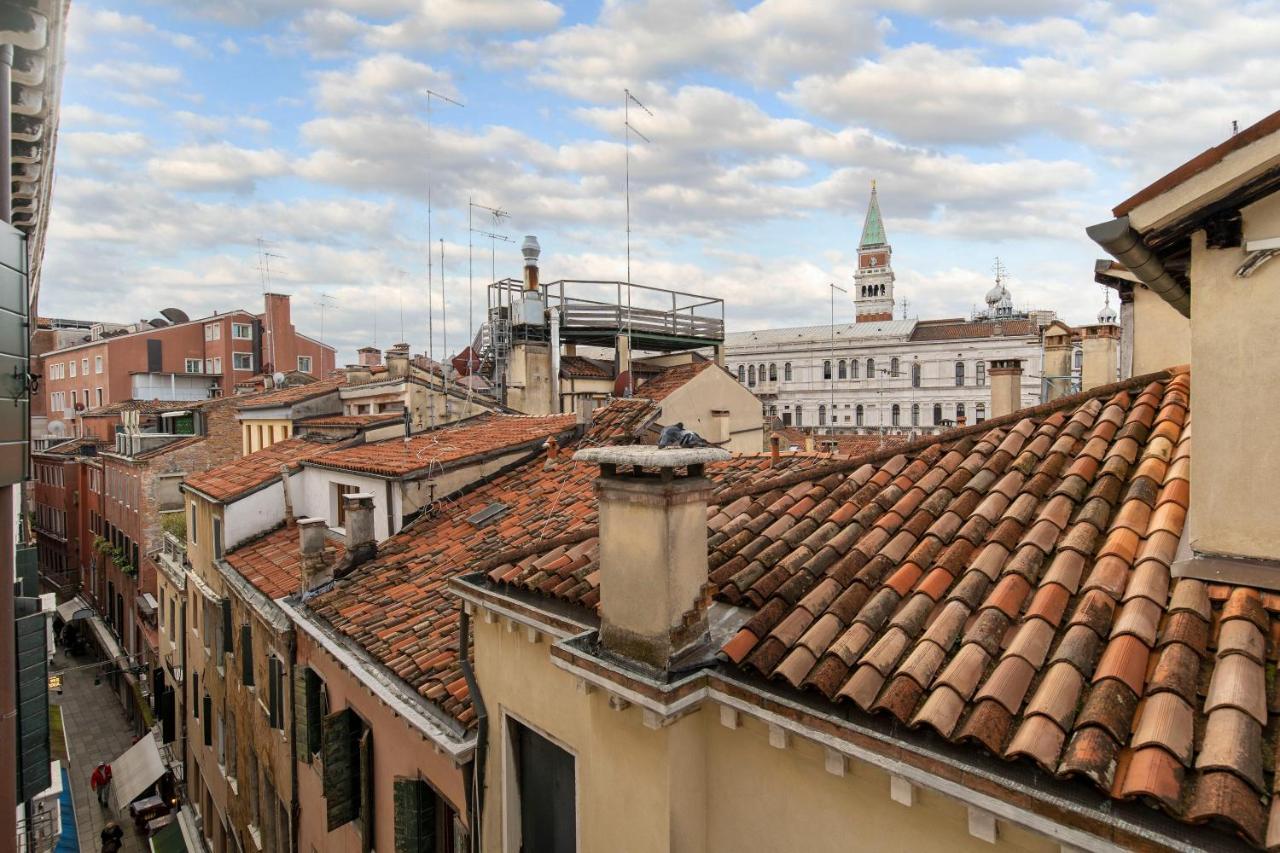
[
  {"xmin": 225, "ymin": 524, "xmax": 345, "ymax": 601},
  {"xmin": 184, "ymin": 437, "xmax": 341, "ymax": 501}
]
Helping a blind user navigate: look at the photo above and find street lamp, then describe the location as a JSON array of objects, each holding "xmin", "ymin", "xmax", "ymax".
[{"xmin": 829, "ymin": 283, "xmax": 846, "ymax": 434}]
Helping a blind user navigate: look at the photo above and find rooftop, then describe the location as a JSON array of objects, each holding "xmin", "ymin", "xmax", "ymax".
[
  {"xmin": 184, "ymin": 437, "xmax": 342, "ymax": 502},
  {"xmin": 724, "ymin": 319, "xmax": 916, "ymax": 348},
  {"xmin": 632, "ymin": 359, "xmax": 715, "ymax": 401},
  {"xmin": 908, "ymin": 318, "xmax": 1038, "ymax": 342},
  {"xmin": 560, "ymin": 355, "xmax": 612, "ymax": 379},
  {"xmin": 296, "ymin": 413, "xmax": 404, "ymax": 428},
  {"xmin": 235, "ymin": 376, "xmax": 342, "ymax": 411},
  {"xmin": 225, "ymin": 523, "xmax": 345, "ymax": 601},
  {"xmin": 306, "ymin": 413, "xmax": 579, "ymax": 478}
]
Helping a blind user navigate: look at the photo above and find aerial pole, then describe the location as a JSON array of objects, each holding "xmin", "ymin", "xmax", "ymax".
[
  {"xmin": 624, "ymin": 88, "xmax": 652, "ymax": 285},
  {"xmin": 423, "ymin": 89, "xmax": 464, "ymax": 363},
  {"xmin": 468, "ymin": 199, "xmax": 510, "ymax": 369}
]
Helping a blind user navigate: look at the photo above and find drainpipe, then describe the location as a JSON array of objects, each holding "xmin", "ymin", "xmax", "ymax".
[
  {"xmin": 0, "ymin": 44, "xmax": 11, "ymax": 226},
  {"xmin": 549, "ymin": 310, "xmax": 561, "ymax": 414},
  {"xmin": 1086, "ymin": 216, "xmax": 1191, "ymax": 316},
  {"xmin": 287, "ymin": 629, "xmax": 299, "ymax": 853},
  {"xmin": 457, "ymin": 607, "xmax": 487, "ymax": 853}
]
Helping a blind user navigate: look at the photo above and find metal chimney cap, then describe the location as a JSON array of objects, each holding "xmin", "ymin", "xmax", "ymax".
[{"xmin": 522, "ymin": 235, "xmax": 541, "ymax": 265}]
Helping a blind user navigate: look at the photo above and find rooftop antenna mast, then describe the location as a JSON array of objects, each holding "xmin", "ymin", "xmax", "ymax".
[
  {"xmin": 468, "ymin": 199, "xmax": 510, "ymax": 359},
  {"xmin": 424, "ymin": 88, "xmax": 464, "ymax": 364},
  {"xmin": 624, "ymin": 88, "xmax": 653, "ymax": 286},
  {"xmin": 395, "ymin": 268, "xmax": 407, "ymax": 345},
  {"xmin": 256, "ymin": 238, "xmax": 285, "ymax": 371},
  {"xmin": 316, "ymin": 292, "xmax": 337, "ymax": 355}
]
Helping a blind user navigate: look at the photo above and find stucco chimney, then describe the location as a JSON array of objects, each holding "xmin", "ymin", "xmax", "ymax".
[
  {"xmin": 575, "ymin": 445, "xmax": 730, "ymax": 670},
  {"xmin": 1042, "ymin": 320, "xmax": 1074, "ymax": 402},
  {"xmin": 344, "ymin": 364, "xmax": 373, "ymax": 385},
  {"xmin": 386, "ymin": 343, "xmax": 411, "ymax": 378},
  {"xmin": 1080, "ymin": 323, "xmax": 1120, "ymax": 390},
  {"xmin": 989, "ymin": 358, "xmax": 1023, "ymax": 419},
  {"xmin": 342, "ymin": 493, "xmax": 376, "ymax": 568},
  {"xmin": 710, "ymin": 410, "xmax": 730, "ymax": 445},
  {"xmin": 298, "ymin": 518, "xmax": 331, "ymax": 593}
]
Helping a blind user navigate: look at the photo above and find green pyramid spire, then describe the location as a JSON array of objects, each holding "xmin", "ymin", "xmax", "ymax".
[{"xmin": 859, "ymin": 180, "xmax": 886, "ymax": 248}]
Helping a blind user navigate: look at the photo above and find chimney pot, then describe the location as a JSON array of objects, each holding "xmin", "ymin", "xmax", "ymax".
[
  {"xmin": 522, "ymin": 235, "xmax": 541, "ymax": 292},
  {"xmin": 988, "ymin": 358, "xmax": 1024, "ymax": 419},
  {"xmin": 769, "ymin": 433, "xmax": 781, "ymax": 467},
  {"xmin": 342, "ymin": 493, "xmax": 377, "ymax": 568},
  {"xmin": 298, "ymin": 518, "xmax": 331, "ymax": 593},
  {"xmin": 574, "ymin": 445, "xmax": 729, "ymax": 670}
]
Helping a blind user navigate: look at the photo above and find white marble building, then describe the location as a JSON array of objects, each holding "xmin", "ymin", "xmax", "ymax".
[{"xmin": 726, "ymin": 187, "xmax": 1057, "ymax": 433}]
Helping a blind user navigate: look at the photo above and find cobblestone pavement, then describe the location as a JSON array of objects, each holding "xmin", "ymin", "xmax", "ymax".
[{"xmin": 50, "ymin": 645, "xmax": 147, "ymax": 853}]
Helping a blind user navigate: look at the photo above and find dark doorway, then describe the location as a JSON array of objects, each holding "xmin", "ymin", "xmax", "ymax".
[{"xmin": 511, "ymin": 719, "xmax": 575, "ymax": 853}]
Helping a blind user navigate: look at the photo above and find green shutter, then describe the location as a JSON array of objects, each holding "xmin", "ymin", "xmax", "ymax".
[
  {"xmin": 306, "ymin": 669, "xmax": 323, "ymax": 756},
  {"xmin": 360, "ymin": 728, "xmax": 374, "ymax": 853},
  {"xmin": 323, "ymin": 709, "xmax": 359, "ymax": 831},
  {"xmin": 202, "ymin": 696, "xmax": 212, "ymax": 746},
  {"xmin": 294, "ymin": 666, "xmax": 311, "ymax": 762},
  {"xmin": 241, "ymin": 624, "xmax": 254, "ymax": 686},
  {"xmin": 14, "ymin": 599, "xmax": 50, "ymax": 800},
  {"xmin": 220, "ymin": 599, "xmax": 232, "ymax": 655},
  {"xmin": 394, "ymin": 778, "xmax": 436, "ymax": 853}
]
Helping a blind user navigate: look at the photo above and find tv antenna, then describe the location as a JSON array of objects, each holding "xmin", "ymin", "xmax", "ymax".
[
  {"xmin": 316, "ymin": 292, "xmax": 337, "ymax": 353},
  {"xmin": 256, "ymin": 238, "xmax": 285, "ymax": 370},
  {"xmin": 423, "ymin": 88, "xmax": 464, "ymax": 364},
  {"xmin": 468, "ymin": 199, "xmax": 510, "ymax": 356},
  {"xmin": 624, "ymin": 88, "xmax": 653, "ymax": 285}
]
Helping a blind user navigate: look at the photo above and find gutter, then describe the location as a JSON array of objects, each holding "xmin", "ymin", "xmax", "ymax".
[
  {"xmin": 1086, "ymin": 216, "xmax": 1191, "ymax": 317},
  {"xmin": 457, "ymin": 608, "xmax": 487, "ymax": 853}
]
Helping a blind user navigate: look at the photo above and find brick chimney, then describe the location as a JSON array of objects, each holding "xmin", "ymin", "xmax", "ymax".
[
  {"xmin": 298, "ymin": 518, "xmax": 331, "ymax": 593},
  {"xmin": 1042, "ymin": 320, "xmax": 1074, "ymax": 402},
  {"xmin": 357, "ymin": 346, "xmax": 382, "ymax": 367},
  {"xmin": 989, "ymin": 358, "xmax": 1023, "ymax": 419},
  {"xmin": 575, "ymin": 445, "xmax": 730, "ymax": 670},
  {"xmin": 1080, "ymin": 323, "xmax": 1120, "ymax": 390},
  {"xmin": 263, "ymin": 293, "xmax": 296, "ymax": 375},
  {"xmin": 341, "ymin": 493, "xmax": 376, "ymax": 569}
]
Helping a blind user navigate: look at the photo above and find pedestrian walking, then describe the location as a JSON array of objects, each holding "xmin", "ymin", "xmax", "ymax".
[
  {"xmin": 90, "ymin": 761, "xmax": 112, "ymax": 808},
  {"xmin": 100, "ymin": 820, "xmax": 123, "ymax": 853}
]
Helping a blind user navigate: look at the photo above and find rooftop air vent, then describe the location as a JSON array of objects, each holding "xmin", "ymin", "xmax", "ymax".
[{"xmin": 466, "ymin": 502, "xmax": 509, "ymax": 528}]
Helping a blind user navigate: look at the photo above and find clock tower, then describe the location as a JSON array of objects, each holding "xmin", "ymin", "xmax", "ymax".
[{"xmin": 854, "ymin": 181, "xmax": 895, "ymax": 322}]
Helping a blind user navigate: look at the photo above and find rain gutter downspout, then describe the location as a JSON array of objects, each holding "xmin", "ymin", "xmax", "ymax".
[
  {"xmin": 458, "ymin": 607, "xmax": 487, "ymax": 853},
  {"xmin": 287, "ymin": 629, "xmax": 300, "ymax": 853},
  {"xmin": 1086, "ymin": 215, "xmax": 1192, "ymax": 317}
]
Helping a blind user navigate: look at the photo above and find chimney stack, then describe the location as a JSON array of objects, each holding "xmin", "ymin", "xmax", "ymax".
[
  {"xmin": 522, "ymin": 235, "xmax": 541, "ymax": 292},
  {"xmin": 342, "ymin": 493, "xmax": 377, "ymax": 570},
  {"xmin": 1080, "ymin": 323, "xmax": 1120, "ymax": 391},
  {"xmin": 575, "ymin": 445, "xmax": 730, "ymax": 670},
  {"xmin": 989, "ymin": 358, "xmax": 1023, "ymax": 419},
  {"xmin": 358, "ymin": 346, "xmax": 382, "ymax": 367},
  {"xmin": 1042, "ymin": 320, "xmax": 1074, "ymax": 402},
  {"xmin": 298, "ymin": 518, "xmax": 331, "ymax": 593},
  {"xmin": 344, "ymin": 364, "xmax": 373, "ymax": 385},
  {"xmin": 710, "ymin": 410, "xmax": 730, "ymax": 446},
  {"xmin": 544, "ymin": 436, "xmax": 559, "ymax": 469},
  {"xmin": 386, "ymin": 343, "xmax": 411, "ymax": 378},
  {"xmin": 769, "ymin": 433, "xmax": 781, "ymax": 467}
]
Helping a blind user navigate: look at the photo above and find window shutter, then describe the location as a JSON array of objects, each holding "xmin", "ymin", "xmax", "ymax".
[
  {"xmin": 241, "ymin": 624, "xmax": 254, "ymax": 686},
  {"xmin": 221, "ymin": 599, "xmax": 232, "ymax": 655},
  {"xmin": 192, "ymin": 672, "xmax": 199, "ymax": 717},
  {"xmin": 268, "ymin": 658, "xmax": 281, "ymax": 729},
  {"xmin": 202, "ymin": 696, "xmax": 212, "ymax": 746},
  {"xmin": 393, "ymin": 778, "xmax": 436, "ymax": 853},
  {"xmin": 360, "ymin": 728, "xmax": 374, "ymax": 853},
  {"xmin": 306, "ymin": 670, "xmax": 323, "ymax": 756},
  {"xmin": 322, "ymin": 709, "xmax": 359, "ymax": 831},
  {"xmin": 294, "ymin": 667, "xmax": 311, "ymax": 762}
]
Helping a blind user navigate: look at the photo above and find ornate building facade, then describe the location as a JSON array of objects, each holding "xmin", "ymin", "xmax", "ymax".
[{"xmin": 726, "ymin": 186, "xmax": 1056, "ymax": 433}]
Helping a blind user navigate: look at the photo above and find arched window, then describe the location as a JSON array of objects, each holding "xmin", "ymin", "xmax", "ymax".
[
  {"xmin": 977, "ymin": 362, "xmax": 986, "ymax": 387},
  {"xmin": 823, "ymin": 360, "xmax": 832, "ymax": 380},
  {"xmin": 851, "ymin": 359, "xmax": 860, "ymax": 379},
  {"xmin": 957, "ymin": 402, "xmax": 966, "ymax": 422},
  {"xmin": 838, "ymin": 360, "xmax": 847, "ymax": 379},
  {"xmin": 748, "ymin": 365, "xmax": 756, "ymax": 386},
  {"xmin": 737, "ymin": 365, "xmax": 745, "ymax": 383},
  {"xmin": 891, "ymin": 357, "xmax": 900, "ymax": 377},
  {"xmin": 891, "ymin": 404, "xmax": 900, "ymax": 426},
  {"xmin": 855, "ymin": 404, "xmax": 864, "ymax": 426},
  {"xmin": 795, "ymin": 405, "xmax": 803, "ymax": 427},
  {"xmin": 783, "ymin": 362, "xmax": 792, "ymax": 381},
  {"xmin": 769, "ymin": 363, "xmax": 777, "ymax": 382},
  {"xmin": 759, "ymin": 364, "xmax": 767, "ymax": 384},
  {"xmin": 866, "ymin": 358, "xmax": 875, "ymax": 377},
  {"xmin": 975, "ymin": 403, "xmax": 986, "ymax": 423},
  {"xmin": 1074, "ymin": 349, "xmax": 1083, "ymax": 370},
  {"xmin": 911, "ymin": 361, "xmax": 921, "ymax": 388},
  {"xmin": 933, "ymin": 403, "xmax": 943, "ymax": 425},
  {"xmin": 769, "ymin": 405, "xmax": 777, "ymax": 419},
  {"xmin": 818, "ymin": 404, "xmax": 827, "ymax": 426},
  {"xmin": 911, "ymin": 403, "xmax": 920, "ymax": 426},
  {"xmin": 955, "ymin": 361, "xmax": 965, "ymax": 387}
]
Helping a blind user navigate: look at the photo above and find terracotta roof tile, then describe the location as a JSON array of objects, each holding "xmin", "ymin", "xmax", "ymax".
[
  {"xmin": 236, "ymin": 376, "xmax": 344, "ymax": 410},
  {"xmin": 225, "ymin": 524, "xmax": 345, "ymax": 601},
  {"xmin": 632, "ymin": 359, "xmax": 715, "ymax": 401},
  {"xmin": 184, "ymin": 437, "xmax": 341, "ymax": 501}
]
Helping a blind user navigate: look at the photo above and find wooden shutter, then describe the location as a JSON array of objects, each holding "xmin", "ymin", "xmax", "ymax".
[
  {"xmin": 294, "ymin": 667, "xmax": 312, "ymax": 762},
  {"xmin": 202, "ymin": 696, "xmax": 212, "ymax": 746},
  {"xmin": 241, "ymin": 624, "xmax": 254, "ymax": 686},
  {"xmin": 268, "ymin": 657, "xmax": 281, "ymax": 729},
  {"xmin": 360, "ymin": 728, "xmax": 374, "ymax": 853},
  {"xmin": 221, "ymin": 599, "xmax": 232, "ymax": 655},
  {"xmin": 322, "ymin": 708, "xmax": 359, "ymax": 831},
  {"xmin": 393, "ymin": 778, "xmax": 436, "ymax": 853},
  {"xmin": 306, "ymin": 670, "xmax": 323, "ymax": 756},
  {"xmin": 192, "ymin": 672, "xmax": 198, "ymax": 717}
]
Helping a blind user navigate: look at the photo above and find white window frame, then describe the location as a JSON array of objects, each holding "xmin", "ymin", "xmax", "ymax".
[
  {"xmin": 81, "ymin": 358, "xmax": 89, "ymax": 375},
  {"xmin": 232, "ymin": 352, "xmax": 254, "ymax": 372},
  {"xmin": 95, "ymin": 355, "xmax": 103, "ymax": 374},
  {"xmin": 96, "ymin": 387, "xmax": 104, "ymax": 406},
  {"xmin": 296, "ymin": 356, "xmax": 312, "ymax": 374},
  {"xmin": 206, "ymin": 357, "xmax": 222, "ymax": 374},
  {"xmin": 205, "ymin": 323, "xmax": 221, "ymax": 341},
  {"xmin": 68, "ymin": 360, "xmax": 76, "ymax": 378},
  {"xmin": 185, "ymin": 358, "xmax": 203, "ymax": 374},
  {"xmin": 232, "ymin": 323, "xmax": 253, "ymax": 340}
]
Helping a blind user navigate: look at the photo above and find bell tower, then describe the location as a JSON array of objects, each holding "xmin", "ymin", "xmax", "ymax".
[{"xmin": 854, "ymin": 181, "xmax": 895, "ymax": 322}]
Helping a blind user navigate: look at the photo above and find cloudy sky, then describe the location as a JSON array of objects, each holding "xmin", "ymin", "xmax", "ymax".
[{"xmin": 41, "ymin": 0, "xmax": 1278, "ymax": 364}]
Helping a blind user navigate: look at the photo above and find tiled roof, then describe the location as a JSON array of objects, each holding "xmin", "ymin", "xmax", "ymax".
[
  {"xmin": 184, "ymin": 437, "xmax": 340, "ymax": 501},
  {"xmin": 560, "ymin": 356, "xmax": 612, "ymax": 379},
  {"xmin": 303, "ymin": 397, "xmax": 829, "ymax": 727},
  {"xmin": 81, "ymin": 399, "xmax": 202, "ymax": 417},
  {"xmin": 236, "ymin": 376, "xmax": 343, "ymax": 411},
  {"xmin": 633, "ymin": 360, "xmax": 714, "ymax": 401},
  {"xmin": 38, "ymin": 437, "xmax": 106, "ymax": 457},
  {"xmin": 583, "ymin": 398, "xmax": 660, "ymax": 444},
  {"xmin": 908, "ymin": 318, "xmax": 1038, "ymax": 341},
  {"xmin": 307, "ymin": 414, "xmax": 578, "ymax": 478},
  {"xmin": 296, "ymin": 413, "xmax": 403, "ymax": 428},
  {"xmin": 225, "ymin": 524, "xmax": 345, "ymax": 601},
  {"xmin": 480, "ymin": 367, "xmax": 1280, "ymax": 848}
]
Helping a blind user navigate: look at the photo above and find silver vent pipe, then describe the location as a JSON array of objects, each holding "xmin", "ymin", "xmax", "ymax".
[{"xmin": 1086, "ymin": 216, "xmax": 1191, "ymax": 317}]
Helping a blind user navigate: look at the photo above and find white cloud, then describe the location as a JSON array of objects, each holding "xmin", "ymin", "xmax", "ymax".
[
  {"xmin": 146, "ymin": 143, "xmax": 292, "ymax": 192},
  {"xmin": 311, "ymin": 53, "xmax": 455, "ymax": 113}
]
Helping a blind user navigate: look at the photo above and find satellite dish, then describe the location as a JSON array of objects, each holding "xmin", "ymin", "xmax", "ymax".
[
  {"xmin": 160, "ymin": 308, "xmax": 190, "ymax": 324},
  {"xmin": 273, "ymin": 372, "xmax": 287, "ymax": 387}
]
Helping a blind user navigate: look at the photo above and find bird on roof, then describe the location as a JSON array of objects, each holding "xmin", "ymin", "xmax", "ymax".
[{"xmin": 658, "ymin": 422, "xmax": 710, "ymax": 448}]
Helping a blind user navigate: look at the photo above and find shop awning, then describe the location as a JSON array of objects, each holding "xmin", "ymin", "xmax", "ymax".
[
  {"xmin": 137, "ymin": 593, "xmax": 159, "ymax": 615},
  {"xmin": 54, "ymin": 597, "xmax": 92, "ymax": 624},
  {"xmin": 111, "ymin": 734, "xmax": 166, "ymax": 813}
]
